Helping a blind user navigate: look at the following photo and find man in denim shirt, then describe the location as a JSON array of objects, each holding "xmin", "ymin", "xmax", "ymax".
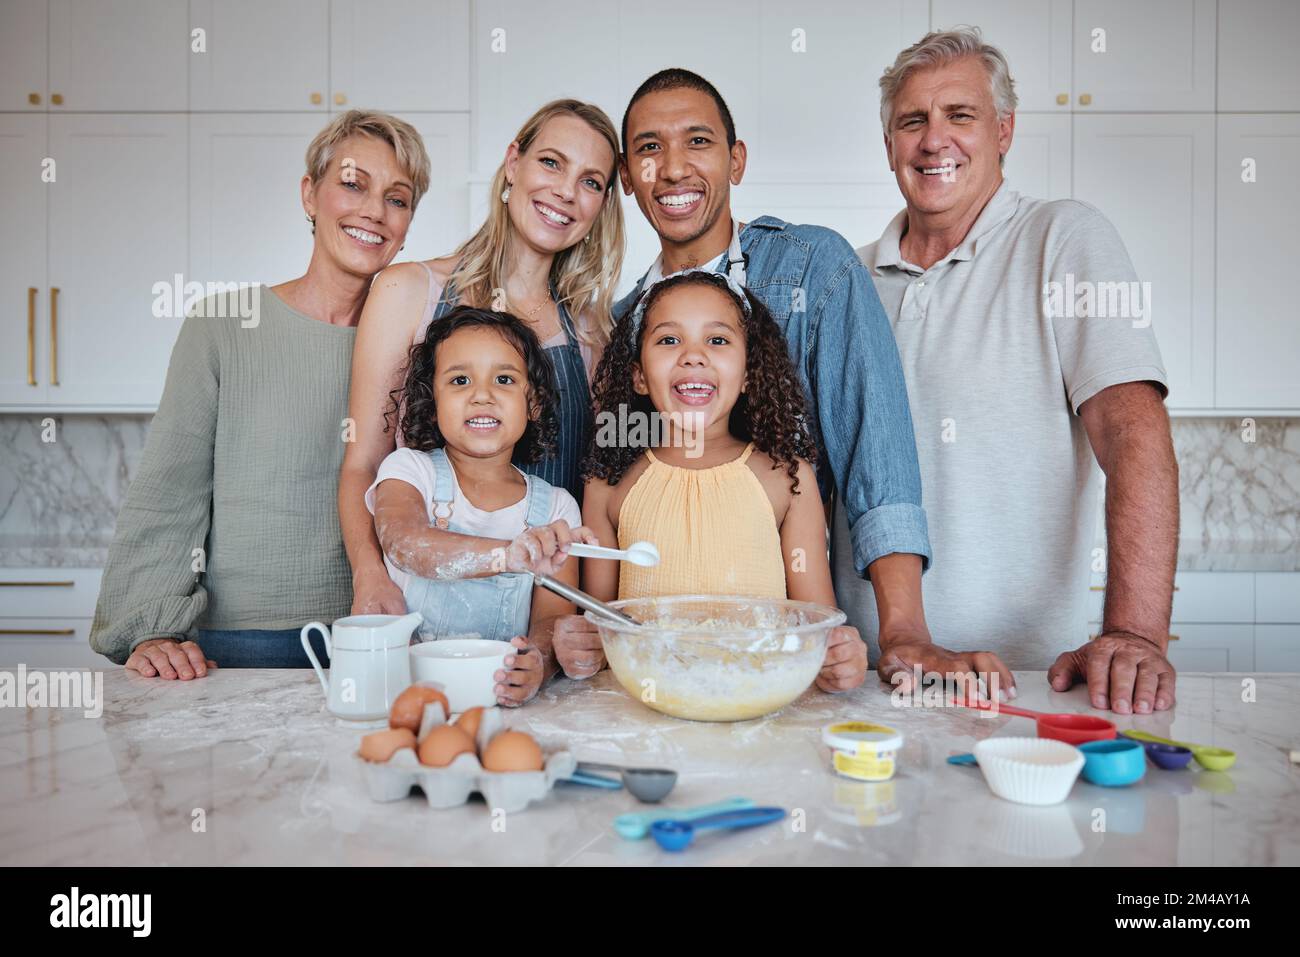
[{"xmin": 550, "ymin": 69, "xmax": 1015, "ymax": 698}]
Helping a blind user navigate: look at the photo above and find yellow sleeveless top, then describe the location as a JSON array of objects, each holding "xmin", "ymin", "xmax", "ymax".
[{"xmin": 616, "ymin": 443, "xmax": 787, "ymax": 601}]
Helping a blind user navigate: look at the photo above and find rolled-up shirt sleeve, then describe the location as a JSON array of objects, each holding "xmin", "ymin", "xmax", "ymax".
[
  {"xmin": 90, "ymin": 314, "xmax": 219, "ymax": 664},
  {"xmin": 811, "ymin": 254, "xmax": 932, "ymax": 577}
]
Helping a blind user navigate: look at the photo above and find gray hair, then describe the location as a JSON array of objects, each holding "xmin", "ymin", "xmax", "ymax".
[{"xmin": 878, "ymin": 27, "xmax": 1019, "ymax": 132}]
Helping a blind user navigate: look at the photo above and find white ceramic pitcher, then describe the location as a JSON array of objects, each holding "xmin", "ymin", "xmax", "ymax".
[{"xmin": 300, "ymin": 613, "xmax": 422, "ymax": 721}]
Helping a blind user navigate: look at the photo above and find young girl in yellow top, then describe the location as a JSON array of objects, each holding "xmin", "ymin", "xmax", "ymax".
[{"xmin": 554, "ymin": 269, "xmax": 866, "ymax": 692}]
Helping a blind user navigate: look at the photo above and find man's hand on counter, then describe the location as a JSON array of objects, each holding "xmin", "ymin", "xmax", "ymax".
[
  {"xmin": 816, "ymin": 626, "xmax": 867, "ymax": 692},
  {"xmin": 876, "ymin": 637, "xmax": 1017, "ymax": 702},
  {"xmin": 1048, "ymin": 632, "xmax": 1176, "ymax": 714},
  {"xmin": 125, "ymin": 638, "xmax": 217, "ymax": 680},
  {"xmin": 552, "ymin": 613, "xmax": 606, "ymax": 679}
]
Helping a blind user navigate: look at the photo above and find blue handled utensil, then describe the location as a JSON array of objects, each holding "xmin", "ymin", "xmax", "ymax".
[
  {"xmin": 613, "ymin": 797, "xmax": 756, "ymax": 840},
  {"xmin": 650, "ymin": 807, "xmax": 786, "ymax": 852},
  {"xmin": 947, "ymin": 753, "xmax": 979, "ymax": 766},
  {"xmin": 562, "ymin": 770, "xmax": 624, "ymax": 789}
]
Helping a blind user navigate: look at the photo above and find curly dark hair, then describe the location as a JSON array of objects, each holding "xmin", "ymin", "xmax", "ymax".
[
  {"xmin": 386, "ymin": 305, "xmax": 559, "ymax": 463},
  {"xmin": 582, "ymin": 271, "xmax": 817, "ymax": 492}
]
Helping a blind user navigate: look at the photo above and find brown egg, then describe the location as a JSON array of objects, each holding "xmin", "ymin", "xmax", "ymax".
[
  {"xmin": 455, "ymin": 706, "xmax": 485, "ymax": 745},
  {"xmin": 417, "ymin": 724, "xmax": 476, "ymax": 768},
  {"xmin": 390, "ymin": 685, "xmax": 449, "ymax": 732},
  {"xmin": 481, "ymin": 730, "xmax": 544, "ymax": 772},
  {"xmin": 358, "ymin": 728, "xmax": 417, "ymax": 763}
]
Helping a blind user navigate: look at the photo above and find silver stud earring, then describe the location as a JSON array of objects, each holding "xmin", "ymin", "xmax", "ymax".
[{"xmin": 501, "ymin": 184, "xmax": 511, "ymax": 204}]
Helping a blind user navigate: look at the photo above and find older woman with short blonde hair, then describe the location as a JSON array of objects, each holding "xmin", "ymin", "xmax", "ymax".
[{"xmin": 92, "ymin": 111, "xmax": 431, "ymax": 676}]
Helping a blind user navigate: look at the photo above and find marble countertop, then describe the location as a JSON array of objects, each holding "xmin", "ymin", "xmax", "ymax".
[
  {"xmin": 1, "ymin": 668, "xmax": 1296, "ymax": 866},
  {"xmin": 0, "ymin": 534, "xmax": 110, "ymax": 568}
]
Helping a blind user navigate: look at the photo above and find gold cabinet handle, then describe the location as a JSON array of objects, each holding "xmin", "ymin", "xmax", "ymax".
[
  {"xmin": 27, "ymin": 287, "xmax": 37, "ymax": 386},
  {"xmin": 29, "ymin": 92, "xmax": 41, "ymax": 105},
  {"xmin": 334, "ymin": 92, "xmax": 347, "ymax": 106},
  {"xmin": 310, "ymin": 92, "xmax": 322, "ymax": 105},
  {"xmin": 49, "ymin": 286, "xmax": 59, "ymax": 386},
  {"xmin": 0, "ymin": 628, "xmax": 77, "ymax": 636},
  {"xmin": 0, "ymin": 580, "xmax": 75, "ymax": 587},
  {"xmin": 1056, "ymin": 93, "xmax": 1068, "ymax": 105},
  {"xmin": 1079, "ymin": 93, "xmax": 1092, "ymax": 106},
  {"xmin": 51, "ymin": 93, "xmax": 63, "ymax": 105},
  {"xmin": 1168, "ymin": 634, "xmax": 1180, "ymax": 641}
]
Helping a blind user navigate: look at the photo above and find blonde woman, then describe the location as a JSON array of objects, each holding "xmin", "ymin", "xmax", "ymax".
[
  {"xmin": 341, "ymin": 99, "xmax": 624, "ymax": 616},
  {"xmin": 91, "ymin": 111, "xmax": 431, "ymax": 676}
]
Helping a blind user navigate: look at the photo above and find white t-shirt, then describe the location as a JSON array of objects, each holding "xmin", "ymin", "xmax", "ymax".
[
  {"xmin": 837, "ymin": 184, "xmax": 1167, "ymax": 669},
  {"xmin": 365, "ymin": 447, "xmax": 581, "ymax": 591}
]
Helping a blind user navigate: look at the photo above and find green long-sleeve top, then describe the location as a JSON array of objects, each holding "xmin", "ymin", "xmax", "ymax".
[{"xmin": 90, "ymin": 288, "xmax": 356, "ymax": 664}]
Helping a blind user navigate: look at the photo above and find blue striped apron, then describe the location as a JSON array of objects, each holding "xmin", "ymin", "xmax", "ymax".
[{"xmin": 433, "ymin": 280, "xmax": 592, "ymax": 504}]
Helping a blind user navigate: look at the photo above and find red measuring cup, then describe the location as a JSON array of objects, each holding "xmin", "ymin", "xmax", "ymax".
[{"xmin": 952, "ymin": 697, "xmax": 1117, "ymax": 745}]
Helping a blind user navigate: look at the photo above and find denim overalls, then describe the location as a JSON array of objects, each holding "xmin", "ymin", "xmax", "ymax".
[
  {"xmin": 433, "ymin": 280, "xmax": 592, "ymax": 504},
  {"xmin": 401, "ymin": 448, "xmax": 555, "ymax": 642}
]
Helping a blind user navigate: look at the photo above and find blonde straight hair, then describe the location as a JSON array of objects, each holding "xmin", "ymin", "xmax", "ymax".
[{"xmin": 449, "ymin": 99, "xmax": 624, "ymax": 344}]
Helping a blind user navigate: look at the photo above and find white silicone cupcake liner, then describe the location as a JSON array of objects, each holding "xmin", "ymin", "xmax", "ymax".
[
  {"xmin": 973, "ymin": 736, "xmax": 1084, "ymax": 806},
  {"xmin": 357, "ymin": 703, "xmax": 576, "ymax": 814}
]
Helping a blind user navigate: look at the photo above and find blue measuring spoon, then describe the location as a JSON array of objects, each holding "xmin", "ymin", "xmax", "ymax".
[
  {"xmin": 614, "ymin": 797, "xmax": 756, "ymax": 840},
  {"xmin": 651, "ymin": 807, "xmax": 786, "ymax": 852}
]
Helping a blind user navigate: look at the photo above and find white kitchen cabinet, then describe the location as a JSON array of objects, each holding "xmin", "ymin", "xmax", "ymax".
[
  {"xmin": 1254, "ymin": 573, "xmax": 1300, "ymax": 624},
  {"xmin": 190, "ymin": 114, "xmax": 324, "ymax": 288},
  {"xmin": 1254, "ymin": 625, "xmax": 1300, "ymax": 672},
  {"xmin": 46, "ymin": 115, "xmax": 189, "ymax": 409},
  {"xmin": 1003, "ymin": 113, "xmax": 1071, "ymax": 200},
  {"xmin": 191, "ymin": 112, "xmax": 470, "ymax": 289},
  {"xmin": 471, "ymin": 0, "xmax": 619, "ymax": 179},
  {"xmin": 0, "ymin": 619, "xmax": 105, "ymax": 669},
  {"xmin": 751, "ymin": 0, "xmax": 928, "ymax": 181},
  {"xmin": 0, "ymin": 0, "xmax": 47, "ymax": 111},
  {"xmin": 1217, "ymin": 0, "xmax": 1300, "ymax": 112},
  {"xmin": 932, "ymin": 0, "xmax": 1073, "ymax": 112},
  {"xmin": 47, "ymin": 0, "xmax": 188, "ymax": 111},
  {"xmin": 1071, "ymin": 0, "xmax": 1215, "ymax": 111},
  {"xmin": 330, "ymin": 0, "xmax": 470, "ymax": 113},
  {"xmin": 1087, "ymin": 571, "xmax": 1255, "ymax": 626},
  {"xmin": 0, "ymin": 568, "xmax": 103, "ymax": 619},
  {"xmin": 1215, "ymin": 114, "xmax": 1300, "ymax": 410},
  {"xmin": 394, "ymin": 114, "xmax": 472, "ymax": 262},
  {"xmin": 0, "ymin": 115, "xmax": 50, "ymax": 407},
  {"xmin": 1165, "ymin": 624, "xmax": 1255, "ymax": 672},
  {"xmin": 1072, "ymin": 114, "xmax": 1215, "ymax": 409},
  {"xmin": 189, "ymin": 0, "xmax": 330, "ymax": 112}
]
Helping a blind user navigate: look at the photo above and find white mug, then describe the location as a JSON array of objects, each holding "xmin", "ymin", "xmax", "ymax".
[{"xmin": 300, "ymin": 613, "xmax": 421, "ymax": 721}]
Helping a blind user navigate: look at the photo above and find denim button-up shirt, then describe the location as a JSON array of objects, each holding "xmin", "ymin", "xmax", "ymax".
[{"xmin": 614, "ymin": 215, "xmax": 932, "ymax": 576}]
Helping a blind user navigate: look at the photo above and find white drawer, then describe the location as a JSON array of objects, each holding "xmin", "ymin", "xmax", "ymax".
[
  {"xmin": 1165, "ymin": 624, "xmax": 1254, "ymax": 672},
  {"xmin": 0, "ymin": 568, "xmax": 104, "ymax": 619},
  {"xmin": 0, "ymin": 618, "xmax": 108, "ymax": 668},
  {"xmin": 1089, "ymin": 572, "xmax": 1254, "ymax": 624},
  {"xmin": 1254, "ymin": 625, "xmax": 1300, "ymax": 672},
  {"xmin": 1255, "ymin": 573, "xmax": 1300, "ymax": 623}
]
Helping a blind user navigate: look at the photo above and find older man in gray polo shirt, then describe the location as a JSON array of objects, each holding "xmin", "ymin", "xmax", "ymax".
[{"xmin": 833, "ymin": 28, "xmax": 1180, "ymax": 715}]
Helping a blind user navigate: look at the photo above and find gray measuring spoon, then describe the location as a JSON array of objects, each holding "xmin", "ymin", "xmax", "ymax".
[{"xmin": 577, "ymin": 761, "xmax": 678, "ymax": 802}]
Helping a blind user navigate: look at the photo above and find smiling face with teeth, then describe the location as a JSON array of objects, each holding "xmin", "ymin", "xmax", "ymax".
[
  {"xmin": 632, "ymin": 282, "xmax": 748, "ymax": 444},
  {"xmin": 620, "ymin": 87, "xmax": 747, "ymax": 269},
  {"xmin": 432, "ymin": 325, "xmax": 535, "ymax": 462},
  {"xmin": 885, "ymin": 56, "xmax": 1014, "ymax": 230},
  {"xmin": 502, "ymin": 113, "xmax": 616, "ymax": 257},
  {"xmin": 301, "ymin": 134, "xmax": 415, "ymax": 280}
]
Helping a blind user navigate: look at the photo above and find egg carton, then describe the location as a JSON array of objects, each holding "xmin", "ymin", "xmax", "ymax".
[{"xmin": 357, "ymin": 703, "xmax": 576, "ymax": 814}]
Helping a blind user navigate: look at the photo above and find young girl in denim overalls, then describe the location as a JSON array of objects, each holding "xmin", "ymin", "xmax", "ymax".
[{"xmin": 365, "ymin": 306, "xmax": 596, "ymax": 706}]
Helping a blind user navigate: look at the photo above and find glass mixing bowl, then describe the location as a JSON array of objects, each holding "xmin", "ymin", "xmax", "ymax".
[{"xmin": 585, "ymin": 595, "xmax": 845, "ymax": 722}]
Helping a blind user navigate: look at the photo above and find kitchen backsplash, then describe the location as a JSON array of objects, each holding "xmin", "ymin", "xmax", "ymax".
[{"xmin": 1, "ymin": 414, "xmax": 1296, "ymax": 553}]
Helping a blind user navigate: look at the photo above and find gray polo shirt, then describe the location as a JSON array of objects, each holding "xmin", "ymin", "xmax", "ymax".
[{"xmin": 833, "ymin": 183, "xmax": 1167, "ymax": 669}]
